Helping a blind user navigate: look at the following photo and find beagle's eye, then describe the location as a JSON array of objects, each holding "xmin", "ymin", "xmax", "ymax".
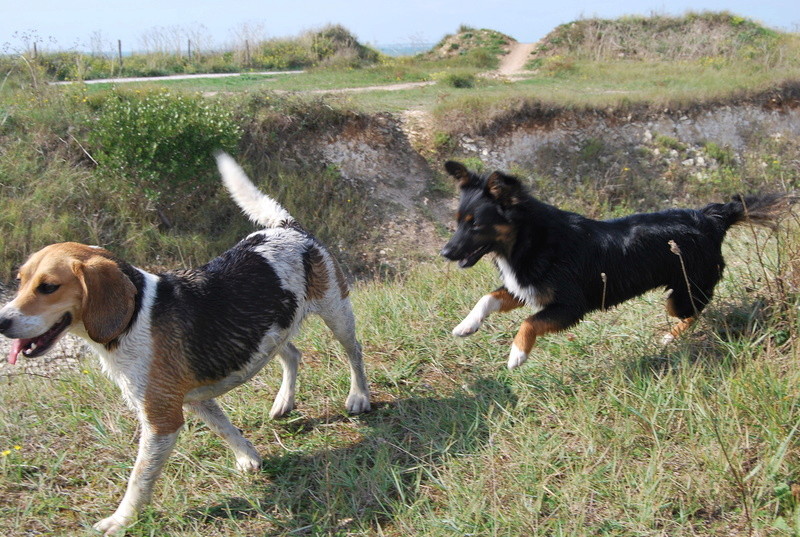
[{"xmin": 37, "ymin": 282, "xmax": 61, "ymax": 295}]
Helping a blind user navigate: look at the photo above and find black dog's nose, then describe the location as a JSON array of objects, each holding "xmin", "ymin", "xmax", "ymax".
[{"xmin": 0, "ymin": 317, "xmax": 11, "ymax": 334}]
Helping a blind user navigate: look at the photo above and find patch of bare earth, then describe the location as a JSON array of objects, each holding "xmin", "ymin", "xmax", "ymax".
[{"xmin": 494, "ymin": 42, "xmax": 537, "ymax": 78}]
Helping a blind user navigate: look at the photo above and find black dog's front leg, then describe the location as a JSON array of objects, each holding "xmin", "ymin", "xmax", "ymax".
[
  {"xmin": 508, "ymin": 304, "xmax": 582, "ymax": 369},
  {"xmin": 452, "ymin": 287, "xmax": 525, "ymax": 337}
]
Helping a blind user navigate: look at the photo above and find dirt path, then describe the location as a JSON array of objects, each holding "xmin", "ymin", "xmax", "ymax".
[
  {"xmin": 51, "ymin": 70, "xmax": 304, "ymax": 85},
  {"xmin": 497, "ymin": 42, "xmax": 537, "ymax": 75}
]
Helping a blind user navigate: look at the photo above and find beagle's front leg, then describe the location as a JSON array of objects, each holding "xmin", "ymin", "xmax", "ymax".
[
  {"xmin": 93, "ymin": 424, "xmax": 181, "ymax": 535},
  {"xmin": 453, "ymin": 287, "xmax": 525, "ymax": 337}
]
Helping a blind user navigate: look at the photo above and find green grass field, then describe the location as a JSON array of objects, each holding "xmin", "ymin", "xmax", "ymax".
[
  {"xmin": 1, "ymin": 222, "xmax": 799, "ymax": 536},
  {"xmin": 78, "ymin": 56, "xmax": 800, "ymax": 115}
]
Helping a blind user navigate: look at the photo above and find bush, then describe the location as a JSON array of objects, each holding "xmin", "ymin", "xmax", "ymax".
[
  {"xmin": 306, "ymin": 24, "xmax": 380, "ymax": 65},
  {"xmin": 438, "ymin": 71, "xmax": 477, "ymax": 88},
  {"xmin": 464, "ymin": 48, "xmax": 499, "ymax": 69},
  {"xmin": 256, "ymin": 39, "xmax": 313, "ymax": 69},
  {"xmin": 90, "ymin": 89, "xmax": 241, "ymax": 224}
]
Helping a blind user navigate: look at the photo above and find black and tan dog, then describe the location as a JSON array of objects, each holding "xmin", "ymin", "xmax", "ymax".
[
  {"xmin": 441, "ymin": 160, "xmax": 792, "ymax": 369},
  {"xmin": 0, "ymin": 153, "xmax": 371, "ymax": 535}
]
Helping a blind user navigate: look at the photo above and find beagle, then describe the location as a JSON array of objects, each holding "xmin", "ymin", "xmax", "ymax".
[{"xmin": 0, "ymin": 152, "xmax": 371, "ymax": 535}]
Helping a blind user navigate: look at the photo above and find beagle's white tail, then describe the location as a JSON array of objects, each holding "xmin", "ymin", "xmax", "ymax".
[{"xmin": 214, "ymin": 152, "xmax": 295, "ymax": 228}]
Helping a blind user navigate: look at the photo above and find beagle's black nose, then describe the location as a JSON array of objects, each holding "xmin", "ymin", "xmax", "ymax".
[{"xmin": 0, "ymin": 317, "xmax": 12, "ymax": 334}]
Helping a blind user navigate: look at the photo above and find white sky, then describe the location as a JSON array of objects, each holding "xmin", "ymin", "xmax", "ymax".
[{"xmin": 2, "ymin": 0, "xmax": 798, "ymax": 52}]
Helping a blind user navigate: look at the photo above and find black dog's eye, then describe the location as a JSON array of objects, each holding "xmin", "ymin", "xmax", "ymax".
[{"xmin": 37, "ymin": 282, "xmax": 60, "ymax": 295}]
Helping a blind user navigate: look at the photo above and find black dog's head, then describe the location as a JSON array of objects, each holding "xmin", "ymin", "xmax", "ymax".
[{"xmin": 440, "ymin": 161, "xmax": 525, "ymax": 268}]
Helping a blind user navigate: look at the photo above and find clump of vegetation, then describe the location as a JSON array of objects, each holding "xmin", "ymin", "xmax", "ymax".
[
  {"xmin": 437, "ymin": 70, "xmax": 478, "ymax": 88},
  {"xmin": 304, "ymin": 24, "xmax": 381, "ymax": 68},
  {"xmin": 424, "ymin": 26, "xmax": 512, "ymax": 69},
  {"xmin": 533, "ymin": 11, "xmax": 791, "ymax": 63},
  {"xmin": 90, "ymin": 89, "xmax": 240, "ymax": 218}
]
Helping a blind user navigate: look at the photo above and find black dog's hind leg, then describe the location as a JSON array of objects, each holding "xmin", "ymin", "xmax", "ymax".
[{"xmin": 661, "ymin": 277, "xmax": 718, "ymax": 344}]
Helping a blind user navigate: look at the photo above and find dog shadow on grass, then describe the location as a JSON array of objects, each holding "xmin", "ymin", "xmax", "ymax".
[{"xmin": 186, "ymin": 377, "xmax": 517, "ymax": 533}]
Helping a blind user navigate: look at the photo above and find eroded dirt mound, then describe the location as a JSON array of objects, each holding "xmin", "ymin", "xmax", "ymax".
[{"xmin": 425, "ymin": 27, "xmax": 515, "ymax": 59}]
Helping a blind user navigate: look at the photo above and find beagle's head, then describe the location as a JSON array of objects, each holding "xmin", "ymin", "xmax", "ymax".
[{"xmin": 0, "ymin": 242, "xmax": 137, "ymax": 364}]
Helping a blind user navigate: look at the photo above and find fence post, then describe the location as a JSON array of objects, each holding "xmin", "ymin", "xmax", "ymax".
[
  {"xmin": 188, "ymin": 39, "xmax": 192, "ymax": 59},
  {"xmin": 118, "ymin": 39, "xmax": 123, "ymax": 70}
]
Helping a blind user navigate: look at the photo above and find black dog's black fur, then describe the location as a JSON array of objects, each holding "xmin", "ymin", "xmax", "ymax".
[{"xmin": 441, "ymin": 160, "xmax": 791, "ymax": 361}]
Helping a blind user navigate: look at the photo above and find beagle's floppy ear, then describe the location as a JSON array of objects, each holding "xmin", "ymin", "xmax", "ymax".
[
  {"xmin": 444, "ymin": 161, "xmax": 479, "ymax": 189},
  {"xmin": 73, "ymin": 256, "xmax": 137, "ymax": 344},
  {"xmin": 486, "ymin": 171, "xmax": 524, "ymax": 208}
]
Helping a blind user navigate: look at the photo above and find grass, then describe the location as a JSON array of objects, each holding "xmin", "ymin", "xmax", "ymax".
[
  {"xmin": 74, "ymin": 55, "xmax": 800, "ymax": 128},
  {"xmin": 76, "ymin": 56, "xmax": 800, "ymax": 113},
  {"xmin": 1, "ymin": 221, "xmax": 799, "ymax": 536},
  {"xmin": 81, "ymin": 64, "xmax": 438, "ymax": 95}
]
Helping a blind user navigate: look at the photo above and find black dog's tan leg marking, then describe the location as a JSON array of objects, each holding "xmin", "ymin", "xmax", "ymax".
[
  {"xmin": 661, "ymin": 316, "xmax": 696, "ymax": 345},
  {"xmin": 509, "ymin": 317, "xmax": 564, "ymax": 369},
  {"xmin": 508, "ymin": 304, "xmax": 581, "ymax": 369},
  {"xmin": 453, "ymin": 287, "xmax": 525, "ymax": 337},
  {"xmin": 662, "ymin": 291, "xmax": 703, "ymax": 344}
]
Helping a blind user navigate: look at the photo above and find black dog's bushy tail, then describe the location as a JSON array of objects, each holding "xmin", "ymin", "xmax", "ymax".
[{"xmin": 702, "ymin": 194, "xmax": 797, "ymax": 231}]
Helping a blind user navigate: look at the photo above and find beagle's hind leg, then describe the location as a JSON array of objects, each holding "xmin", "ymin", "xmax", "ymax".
[
  {"xmin": 317, "ymin": 297, "xmax": 371, "ymax": 414},
  {"xmin": 270, "ymin": 342, "xmax": 300, "ymax": 419}
]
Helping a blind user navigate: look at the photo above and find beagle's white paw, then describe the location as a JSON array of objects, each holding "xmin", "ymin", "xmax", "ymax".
[
  {"xmin": 93, "ymin": 513, "xmax": 131, "ymax": 535},
  {"xmin": 346, "ymin": 391, "xmax": 371, "ymax": 415},
  {"xmin": 235, "ymin": 452, "xmax": 262, "ymax": 473},
  {"xmin": 269, "ymin": 392, "xmax": 295, "ymax": 419}
]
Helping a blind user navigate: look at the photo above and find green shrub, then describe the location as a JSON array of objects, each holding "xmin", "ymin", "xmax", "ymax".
[
  {"xmin": 703, "ymin": 141, "xmax": 736, "ymax": 166},
  {"xmin": 464, "ymin": 48, "xmax": 498, "ymax": 69},
  {"xmin": 256, "ymin": 39, "xmax": 314, "ymax": 69},
  {"xmin": 438, "ymin": 71, "xmax": 477, "ymax": 88},
  {"xmin": 655, "ymin": 134, "xmax": 687, "ymax": 152},
  {"xmin": 305, "ymin": 24, "xmax": 381, "ymax": 65},
  {"xmin": 90, "ymin": 89, "xmax": 240, "ymax": 198}
]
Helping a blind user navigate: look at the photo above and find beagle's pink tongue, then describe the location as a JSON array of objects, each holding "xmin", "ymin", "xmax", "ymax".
[{"xmin": 8, "ymin": 340, "xmax": 22, "ymax": 365}]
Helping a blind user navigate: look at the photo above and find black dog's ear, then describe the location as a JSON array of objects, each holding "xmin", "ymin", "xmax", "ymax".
[
  {"xmin": 486, "ymin": 171, "xmax": 523, "ymax": 207},
  {"xmin": 444, "ymin": 161, "xmax": 477, "ymax": 188}
]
